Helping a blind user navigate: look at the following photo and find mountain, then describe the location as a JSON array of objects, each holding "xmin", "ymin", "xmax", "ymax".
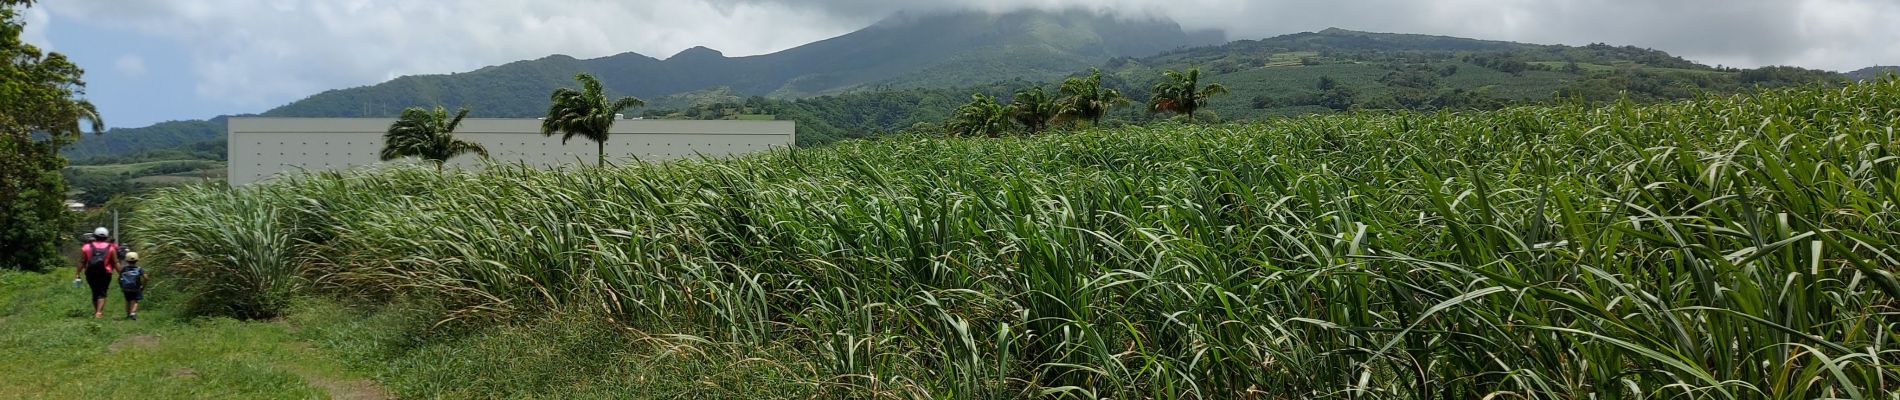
[
  {"xmin": 69, "ymin": 23, "xmax": 1846, "ymax": 159},
  {"xmin": 1846, "ymin": 66, "xmax": 1898, "ymax": 80},
  {"xmin": 671, "ymin": 28, "xmax": 1845, "ymax": 144},
  {"xmin": 66, "ymin": 9, "xmax": 1219, "ymax": 159},
  {"xmin": 1086, "ymin": 28, "xmax": 1840, "ymax": 121},
  {"xmin": 64, "ymin": 117, "xmax": 228, "ymax": 162},
  {"xmin": 261, "ymin": 9, "xmax": 1222, "ymax": 118}
]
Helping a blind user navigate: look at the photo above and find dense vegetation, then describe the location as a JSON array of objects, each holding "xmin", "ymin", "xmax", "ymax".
[
  {"xmin": 136, "ymin": 80, "xmax": 1899, "ymax": 398},
  {"xmin": 62, "ymin": 118, "xmax": 226, "ymax": 161},
  {"xmin": 62, "ymin": 159, "xmax": 223, "ymax": 205},
  {"xmin": 1, "ymin": 0, "xmax": 102, "ymax": 271}
]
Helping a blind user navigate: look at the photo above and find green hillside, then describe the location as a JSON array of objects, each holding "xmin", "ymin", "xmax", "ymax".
[
  {"xmin": 63, "ymin": 117, "xmax": 226, "ymax": 161},
  {"xmin": 657, "ymin": 29, "xmax": 1843, "ymax": 144},
  {"xmin": 65, "ymin": 23, "xmax": 1845, "ymax": 160},
  {"xmin": 1090, "ymin": 28, "xmax": 1841, "ymax": 121},
  {"xmin": 263, "ymin": 10, "xmax": 1221, "ymax": 118},
  {"xmin": 1848, "ymin": 66, "xmax": 1899, "ymax": 80},
  {"xmin": 62, "ymin": 9, "xmax": 1215, "ymax": 160}
]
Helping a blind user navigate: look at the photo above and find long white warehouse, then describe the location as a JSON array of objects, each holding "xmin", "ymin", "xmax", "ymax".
[{"xmin": 227, "ymin": 118, "xmax": 795, "ymax": 185}]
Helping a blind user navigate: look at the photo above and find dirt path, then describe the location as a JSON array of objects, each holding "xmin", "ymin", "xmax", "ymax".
[
  {"xmin": 284, "ymin": 342, "xmax": 393, "ymax": 400},
  {"xmin": 294, "ymin": 370, "xmax": 393, "ymax": 400}
]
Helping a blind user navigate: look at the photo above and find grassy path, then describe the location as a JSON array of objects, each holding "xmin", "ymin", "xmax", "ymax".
[{"xmin": 0, "ymin": 270, "xmax": 389, "ymax": 400}]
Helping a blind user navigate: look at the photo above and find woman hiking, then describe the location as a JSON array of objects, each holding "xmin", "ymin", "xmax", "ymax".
[{"xmin": 75, "ymin": 227, "xmax": 121, "ymax": 319}]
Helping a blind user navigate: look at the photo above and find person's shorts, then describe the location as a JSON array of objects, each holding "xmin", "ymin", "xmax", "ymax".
[
  {"xmin": 85, "ymin": 270, "xmax": 111, "ymax": 300},
  {"xmin": 122, "ymin": 290, "xmax": 143, "ymax": 301}
]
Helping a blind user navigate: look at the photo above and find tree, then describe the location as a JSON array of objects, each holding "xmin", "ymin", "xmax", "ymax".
[
  {"xmin": 948, "ymin": 94, "xmax": 1010, "ymax": 138},
  {"xmin": 1148, "ymin": 68, "xmax": 1228, "ymax": 122},
  {"xmin": 1008, "ymin": 87, "xmax": 1058, "ymax": 134},
  {"xmin": 380, "ymin": 106, "xmax": 489, "ymax": 171},
  {"xmin": 2, "ymin": 0, "xmax": 104, "ymax": 271},
  {"xmin": 1314, "ymin": 76, "xmax": 1358, "ymax": 111},
  {"xmin": 1057, "ymin": 68, "xmax": 1129, "ymax": 126},
  {"xmin": 542, "ymin": 73, "xmax": 643, "ymax": 167}
]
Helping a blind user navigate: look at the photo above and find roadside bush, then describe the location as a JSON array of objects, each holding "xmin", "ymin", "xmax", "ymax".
[{"xmin": 134, "ymin": 188, "xmax": 300, "ymax": 318}]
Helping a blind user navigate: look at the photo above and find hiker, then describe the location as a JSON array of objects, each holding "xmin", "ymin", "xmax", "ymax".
[
  {"xmin": 119, "ymin": 252, "xmax": 148, "ymax": 320},
  {"xmin": 74, "ymin": 227, "xmax": 120, "ymax": 319}
]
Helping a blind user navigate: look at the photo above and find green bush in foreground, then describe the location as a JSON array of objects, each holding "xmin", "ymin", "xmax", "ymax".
[{"xmin": 136, "ymin": 79, "xmax": 1900, "ymax": 398}]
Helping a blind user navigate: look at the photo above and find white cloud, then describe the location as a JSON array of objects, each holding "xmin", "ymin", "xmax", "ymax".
[
  {"xmin": 36, "ymin": 0, "xmax": 1900, "ymax": 111},
  {"xmin": 42, "ymin": 0, "xmax": 863, "ymax": 108},
  {"xmin": 727, "ymin": 0, "xmax": 1900, "ymax": 70},
  {"xmin": 20, "ymin": 6, "xmax": 51, "ymax": 50},
  {"xmin": 114, "ymin": 54, "xmax": 146, "ymax": 77}
]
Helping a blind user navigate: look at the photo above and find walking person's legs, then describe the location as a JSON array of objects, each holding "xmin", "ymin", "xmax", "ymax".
[
  {"xmin": 85, "ymin": 270, "xmax": 110, "ymax": 319},
  {"xmin": 123, "ymin": 291, "xmax": 142, "ymax": 320}
]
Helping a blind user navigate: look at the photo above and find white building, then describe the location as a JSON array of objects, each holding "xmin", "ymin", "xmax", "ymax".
[{"xmin": 228, "ymin": 118, "xmax": 795, "ymax": 185}]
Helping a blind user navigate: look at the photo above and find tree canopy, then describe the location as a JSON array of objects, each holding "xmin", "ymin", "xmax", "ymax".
[
  {"xmin": 542, "ymin": 73, "xmax": 644, "ymax": 167},
  {"xmin": 381, "ymin": 106, "xmax": 489, "ymax": 170},
  {"xmin": 1008, "ymin": 87, "xmax": 1058, "ymax": 134},
  {"xmin": 1057, "ymin": 68, "xmax": 1130, "ymax": 126},
  {"xmin": 948, "ymin": 94, "xmax": 1011, "ymax": 138},
  {"xmin": 1, "ymin": 0, "xmax": 105, "ymax": 271},
  {"xmin": 1148, "ymin": 68, "xmax": 1228, "ymax": 122}
]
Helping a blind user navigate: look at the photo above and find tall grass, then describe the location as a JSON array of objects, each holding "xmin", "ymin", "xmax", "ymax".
[{"xmin": 135, "ymin": 79, "xmax": 1900, "ymax": 398}]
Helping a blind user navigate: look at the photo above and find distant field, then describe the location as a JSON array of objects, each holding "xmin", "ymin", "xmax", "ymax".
[
  {"xmin": 1530, "ymin": 61, "xmax": 1616, "ymax": 72},
  {"xmin": 1530, "ymin": 61, "xmax": 1733, "ymax": 77},
  {"xmin": 129, "ymin": 173, "xmax": 221, "ymax": 186},
  {"xmin": 68, "ymin": 160, "xmax": 220, "ymax": 176}
]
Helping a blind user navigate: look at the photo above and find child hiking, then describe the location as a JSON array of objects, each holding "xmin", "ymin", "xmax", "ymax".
[
  {"xmin": 75, "ymin": 227, "xmax": 120, "ymax": 319},
  {"xmin": 119, "ymin": 252, "xmax": 148, "ymax": 320}
]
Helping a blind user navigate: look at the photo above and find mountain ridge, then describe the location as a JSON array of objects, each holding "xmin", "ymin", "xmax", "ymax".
[
  {"xmin": 65, "ymin": 9, "xmax": 1222, "ymax": 159},
  {"xmin": 64, "ymin": 15, "xmax": 1842, "ymax": 160},
  {"xmin": 1847, "ymin": 66, "xmax": 1898, "ymax": 80},
  {"xmin": 263, "ymin": 9, "xmax": 1222, "ymax": 119}
]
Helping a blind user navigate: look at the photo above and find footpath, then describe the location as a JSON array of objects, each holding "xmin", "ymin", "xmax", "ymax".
[{"xmin": 0, "ymin": 270, "xmax": 390, "ymax": 399}]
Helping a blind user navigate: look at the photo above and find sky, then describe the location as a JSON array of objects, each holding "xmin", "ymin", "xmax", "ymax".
[{"xmin": 21, "ymin": 0, "xmax": 1900, "ymax": 129}]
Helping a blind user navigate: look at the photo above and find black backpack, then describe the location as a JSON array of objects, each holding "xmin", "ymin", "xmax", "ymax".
[
  {"xmin": 120, "ymin": 266, "xmax": 144, "ymax": 291},
  {"xmin": 86, "ymin": 244, "xmax": 113, "ymax": 272}
]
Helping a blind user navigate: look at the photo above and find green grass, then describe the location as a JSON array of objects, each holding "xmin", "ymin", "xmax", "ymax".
[
  {"xmin": 0, "ymin": 270, "xmax": 378, "ymax": 399},
  {"xmin": 0, "ymin": 268, "xmax": 813, "ymax": 399},
  {"xmin": 134, "ymin": 80, "xmax": 1900, "ymax": 398},
  {"xmin": 288, "ymin": 300, "xmax": 817, "ymax": 399}
]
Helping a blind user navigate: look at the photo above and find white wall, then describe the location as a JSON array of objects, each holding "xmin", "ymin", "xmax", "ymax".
[{"xmin": 228, "ymin": 118, "xmax": 794, "ymax": 185}]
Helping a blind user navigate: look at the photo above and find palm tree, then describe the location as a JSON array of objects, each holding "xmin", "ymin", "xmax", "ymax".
[
  {"xmin": 948, "ymin": 93, "xmax": 1011, "ymax": 138},
  {"xmin": 542, "ymin": 73, "xmax": 644, "ymax": 167},
  {"xmin": 1149, "ymin": 68, "xmax": 1228, "ymax": 122},
  {"xmin": 1057, "ymin": 68, "xmax": 1129, "ymax": 126},
  {"xmin": 1009, "ymin": 86, "xmax": 1059, "ymax": 135},
  {"xmin": 380, "ymin": 106, "xmax": 489, "ymax": 171}
]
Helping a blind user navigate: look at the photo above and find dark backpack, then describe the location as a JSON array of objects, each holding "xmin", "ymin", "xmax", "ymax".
[
  {"xmin": 120, "ymin": 266, "xmax": 144, "ymax": 292},
  {"xmin": 86, "ymin": 243, "xmax": 113, "ymax": 272}
]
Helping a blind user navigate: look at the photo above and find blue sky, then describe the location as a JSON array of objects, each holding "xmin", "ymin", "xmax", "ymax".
[
  {"xmin": 24, "ymin": 0, "xmax": 1899, "ymax": 130},
  {"xmin": 29, "ymin": 10, "xmax": 215, "ymax": 129}
]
